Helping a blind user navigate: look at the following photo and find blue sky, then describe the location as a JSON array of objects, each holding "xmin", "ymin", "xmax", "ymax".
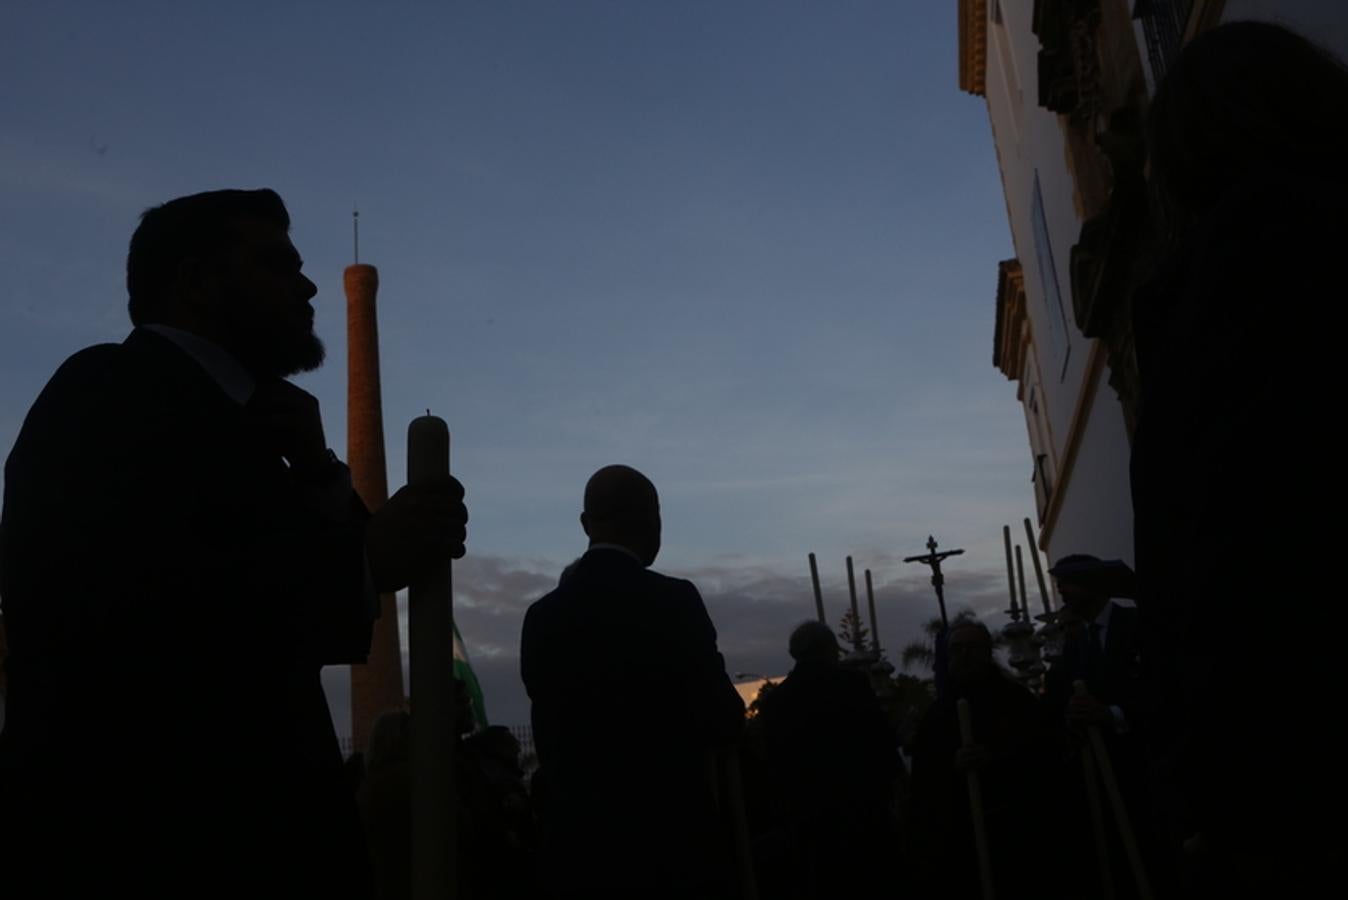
[{"xmin": 1, "ymin": 1, "xmax": 1044, "ymax": 728}]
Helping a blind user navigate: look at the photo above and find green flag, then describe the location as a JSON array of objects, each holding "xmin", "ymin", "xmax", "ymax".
[{"xmin": 453, "ymin": 623, "xmax": 488, "ymax": 729}]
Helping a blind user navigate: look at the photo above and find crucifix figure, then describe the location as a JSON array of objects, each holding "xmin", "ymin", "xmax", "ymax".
[{"xmin": 903, "ymin": 535, "xmax": 964, "ymax": 629}]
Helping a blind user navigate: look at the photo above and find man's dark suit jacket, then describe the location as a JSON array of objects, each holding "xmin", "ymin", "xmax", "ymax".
[
  {"xmin": 520, "ymin": 547, "xmax": 744, "ymax": 897},
  {"xmin": 0, "ymin": 329, "xmax": 373, "ymax": 895},
  {"xmin": 909, "ymin": 673, "xmax": 1056, "ymax": 900},
  {"xmin": 1043, "ymin": 602, "xmax": 1160, "ymax": 893},
  {"xmin": 753, "ymin": 661, "xmax": 899, "ymax": 898},
  {"xmin": 756, "ymin": 661, "xmax": 898, "ymax": 822},
  {"xmin": 1044, "ymin": 602, "xmax": 1144, "ymax": 733}
]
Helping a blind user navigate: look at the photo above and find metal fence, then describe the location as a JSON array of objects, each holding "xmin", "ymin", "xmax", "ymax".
[{"xmin": 339, "ymin": 724, "xmax": 535, "ymax": 760}]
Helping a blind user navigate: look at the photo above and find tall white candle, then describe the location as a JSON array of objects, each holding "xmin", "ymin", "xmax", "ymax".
[
  {"xmin": 865, "ymin": 569, "xmax": 879, "ymax": 652},
  {"xmin": 407, "ymin": 413, "xmax": 456, "ymax": 900},
  {"xmin": 846, "ymin": 556, "xmax": 861, "ymax": 650},
  {"xmin": 808, "ymin": 552, "xmax": 826, "ymax": 624},
  {"xmin": 1023, "ymin": 518, "xmax": 1054, "ymax": 617}
]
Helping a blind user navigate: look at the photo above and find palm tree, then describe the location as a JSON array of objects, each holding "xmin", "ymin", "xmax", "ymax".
[
  {"xmin": 886, "ymin": 672, "xmax": 937, "ymax": 745},
  {"xmin": 899, "ymin": 609, "xmax": 1005, "ymax": 673}
]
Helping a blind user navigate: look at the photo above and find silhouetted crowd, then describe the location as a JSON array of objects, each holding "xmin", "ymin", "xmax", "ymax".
[{"xmin": 1, "ymin": 19, "xmax": 1343, "ymax": 900}]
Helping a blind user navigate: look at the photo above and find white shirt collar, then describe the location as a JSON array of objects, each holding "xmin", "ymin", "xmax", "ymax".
[
  {"xmin": 141, "ymin": 324, "xmax": 256, "ymax": 405},
  {"xmin": 1091, "ymin": 601, "xmax": 1116, "ymax": 629}
]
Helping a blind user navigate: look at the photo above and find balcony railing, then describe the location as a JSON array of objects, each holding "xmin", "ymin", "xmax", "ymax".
[{"xmin": 1135, "ymin": 0, "xmax": 1194, "ymax": 84}]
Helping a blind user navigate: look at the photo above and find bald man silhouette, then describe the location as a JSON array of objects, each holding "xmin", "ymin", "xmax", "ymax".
[{"xmin": 521, "ymin": 465, "xmax": 744, "ymax": 899}]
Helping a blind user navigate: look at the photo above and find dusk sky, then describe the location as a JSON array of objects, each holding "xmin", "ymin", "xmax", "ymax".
[{"xmin": 1, "ymin": 1, "xmax": 1050, "ymax": 730}]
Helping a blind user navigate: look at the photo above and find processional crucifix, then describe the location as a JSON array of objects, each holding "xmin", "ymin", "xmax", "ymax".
[{"xmin": 902, "ymin": 535, "xmax": 964, "ymax": 629}]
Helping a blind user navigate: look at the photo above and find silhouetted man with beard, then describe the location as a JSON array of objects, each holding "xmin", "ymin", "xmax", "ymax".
[
  {"xmin": 521, "ymin": 465, "xmax": 744, "ymax": 899},
  {"xmin": 0, "ymin": 189, "xmax": 468, "ymax": 897}
]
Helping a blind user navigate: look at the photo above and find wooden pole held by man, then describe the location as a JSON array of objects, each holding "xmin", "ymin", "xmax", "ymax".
[
  {"xmin": 957, "ymin": 698, "xmax": 996, "ymax": 900},
  {"xmin": 1075, "ymin": 680, "xmax": 1151, "ymax": 900},
  {"xmin": 723, "ymin": 749, "xmax": 760, "ymax": 900}
]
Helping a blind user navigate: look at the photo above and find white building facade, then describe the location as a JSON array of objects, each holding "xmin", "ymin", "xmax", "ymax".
[{"xmin": 962, "ymin": 0, "xmax": 1348, "ymax": 568}]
